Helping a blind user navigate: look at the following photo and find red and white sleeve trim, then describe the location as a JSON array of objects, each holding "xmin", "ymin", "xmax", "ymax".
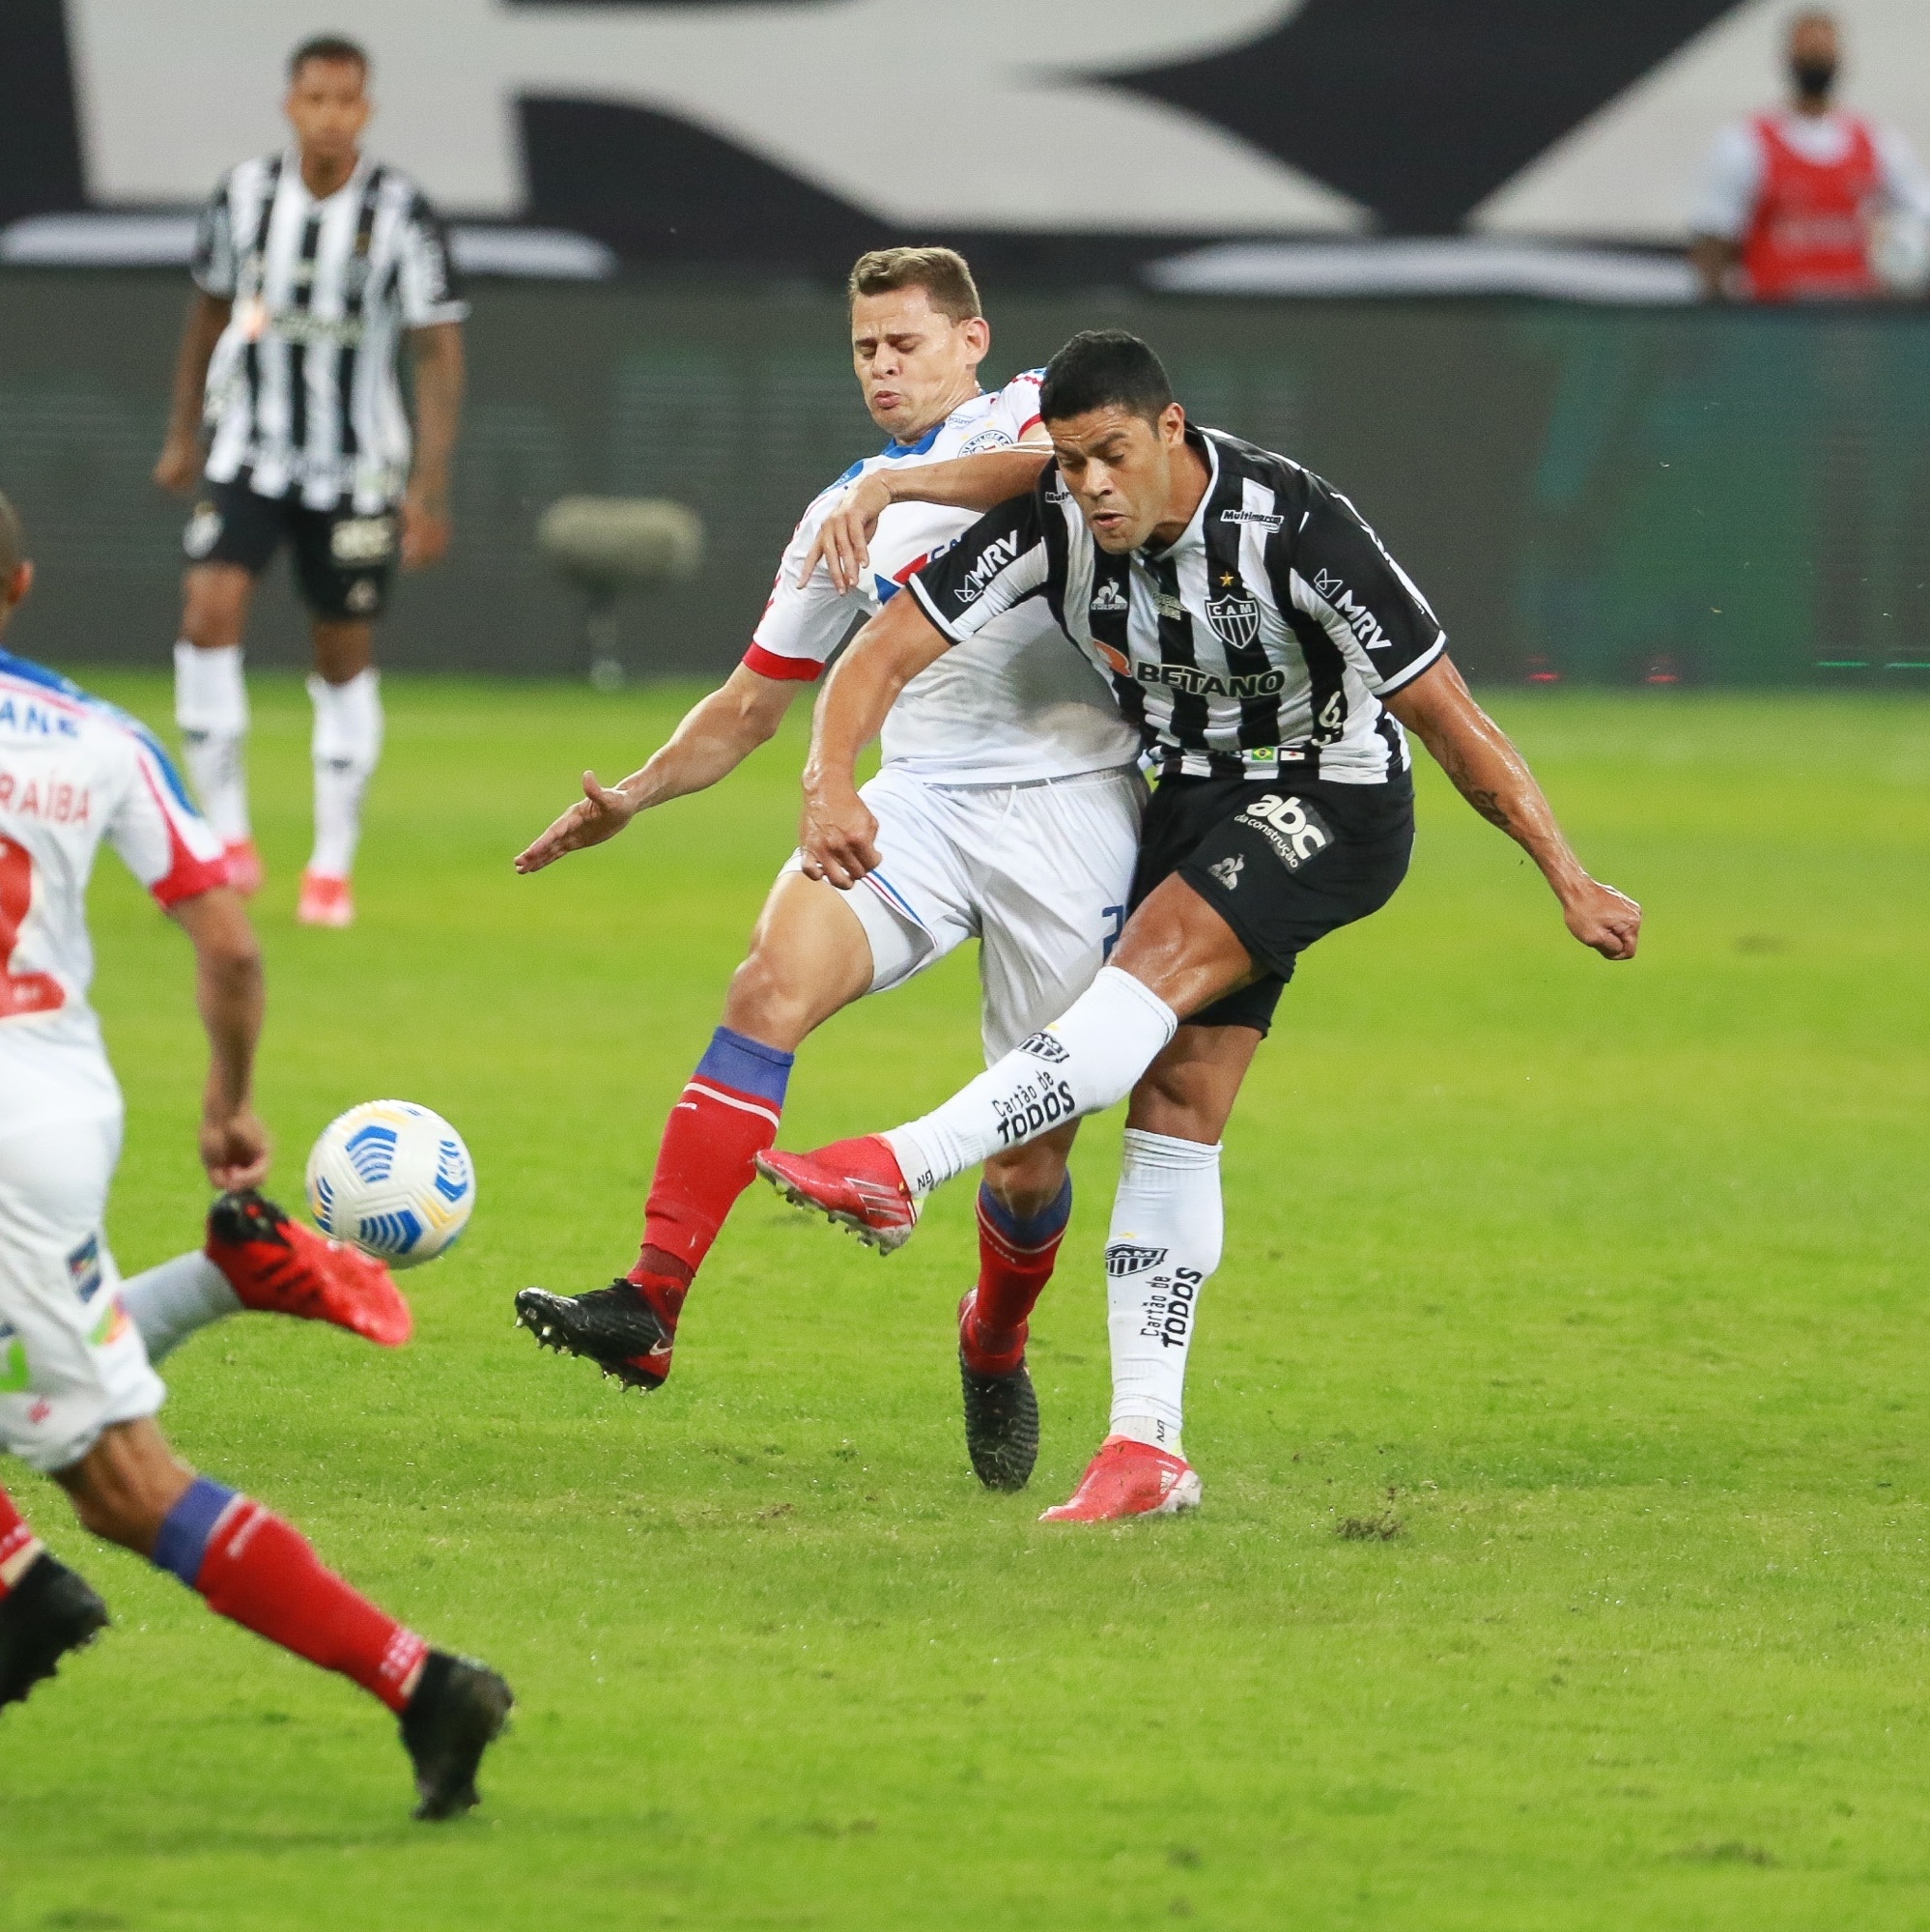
[
  {"xmin": 743, "ymin": 642, "xmax": 825, "ymax": 683},
  {"xmin": 139, "ymin": 765, "xmax": 230, "ymax": 907}
]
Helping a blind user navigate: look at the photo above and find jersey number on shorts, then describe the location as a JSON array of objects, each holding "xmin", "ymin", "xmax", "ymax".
[{"xmin": 0, "ymin": 838, "xmax": 66, "ymax": 1021}]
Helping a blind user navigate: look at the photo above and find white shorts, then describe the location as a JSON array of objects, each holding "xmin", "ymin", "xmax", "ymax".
[
  {"xmin": 0, "ymin": 1099, "xmax": 164, "ymax": 1475},
  {"xmin": 788, "ymin": 763, "xmax": 1146, "ymax": 1063}
]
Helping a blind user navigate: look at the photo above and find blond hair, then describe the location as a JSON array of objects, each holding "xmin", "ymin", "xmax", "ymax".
[{"xmin": 847, "ymin": 247, "xmax": 982, "ymax": 324}]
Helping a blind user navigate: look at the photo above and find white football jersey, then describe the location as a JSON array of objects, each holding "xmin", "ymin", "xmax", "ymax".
[
  {"xmin": 0, "ymin": 652, "xmax": 228, "ymax": 1113},
  {"xmin": 746, "ymin": 372, "xmax": 1139, "ymax": 784}
]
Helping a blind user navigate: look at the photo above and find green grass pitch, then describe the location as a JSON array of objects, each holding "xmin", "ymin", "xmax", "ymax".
[{"xmin": 2, "ymin": 673, "xmax": 1927, "ymax": 1930}]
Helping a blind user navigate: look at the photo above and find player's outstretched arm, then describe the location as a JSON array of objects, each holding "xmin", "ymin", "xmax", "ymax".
[
  {"xmin": 170, "ymin": 885, "xmax": 271, "ymax": 1189},
  {"xmin": 402, "ymin": 323, "xmax": 466, "ymax": 568},
  {"xmin": 515, "ymin": 664, "xmax": 800, "ymax": 873},
  {"xmin": 804, "ymin": 446, "xmax": 1052, "ymax": 592},
  {"xmin": 1385, "ymin": 656, "xmax": 1642, "ymax": 960},
  {"xmin": 798, "ymin": 594, "xmax": 951, "ymax": 889},
  {"xmin": 154, "ymin": 292, "xmax": 231, "ymax": 495}
]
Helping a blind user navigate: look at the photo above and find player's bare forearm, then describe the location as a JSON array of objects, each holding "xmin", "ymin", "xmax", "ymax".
[
  {"xmin": 515, "ymin": 665, "xmax": 797, "ymax": 872},
  {"xmin": 403, "ymin": 324, "xmax": 465, "ymax": 566},
  {"xmin": 155, "ymin": 293, "xmax": 230, "ymax": 493},
  {"xmin": 806, "ymin": 449, "xmax": 1053, "ymax": 591},
  {"xmin": 1690, "ymin": 235, "xmax": 1739, "ymax": 301},
  {"xmin": 1386, "ymin": 656, "xmax": 1641, "ymax": 960},
  {"xmin": 799, "ymin": 595, "xmax": 948, "ymax": 887},
  {"xmin": 171, "ymin": 886, "xmax": 271, "ymax": 1188}
]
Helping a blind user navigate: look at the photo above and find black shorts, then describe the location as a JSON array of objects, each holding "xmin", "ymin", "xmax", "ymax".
[
  {"xmin": 184, "ymin": 474, "xmax": 397, "ymax": 621},
  {"xmin": 1126, "ymin": 768, "xmax": 1415, "ymax": 1035}
]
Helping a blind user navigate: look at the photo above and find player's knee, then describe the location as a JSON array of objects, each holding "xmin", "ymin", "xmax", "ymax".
[{"xmin": 722, "ymin": 951, "xmax": 814, "ymax": 1045}]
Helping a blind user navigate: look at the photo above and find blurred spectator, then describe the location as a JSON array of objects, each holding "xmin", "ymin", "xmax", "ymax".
[{"xmin": 1689, "ymin": 11, "xmax": 1930, "ymax": 300}]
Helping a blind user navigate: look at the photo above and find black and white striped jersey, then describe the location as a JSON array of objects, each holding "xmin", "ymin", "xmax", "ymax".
[
  {"xmin": 907, "ymin": 426, "xmax": 1446, "ymax": 784},
  {"xmin": 192, "ymin": 151, "xmax": 468, "ymax": 514}
]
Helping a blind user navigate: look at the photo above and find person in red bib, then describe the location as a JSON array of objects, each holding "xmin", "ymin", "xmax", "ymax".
[{"xmin": 1690, "ymin": 11, "xmax": 1930, "ymax": 301}]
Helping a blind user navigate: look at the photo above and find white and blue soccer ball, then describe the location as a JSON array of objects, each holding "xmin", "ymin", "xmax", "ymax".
[{"xmin": 305, "ymin": 1100, "xmax": 475, "ymax": 1269}]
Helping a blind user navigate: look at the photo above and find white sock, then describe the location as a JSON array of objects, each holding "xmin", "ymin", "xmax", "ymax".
[
  {"xmin": 884, "ymin": 967, "xmax": 1177, "ymax": 1194},
  {"xmin": 174, "ymin": 641, "xmax": 250, "ymax": 842},
  {"xmin": 306, "ymin": 668, "xmax": 383, "ymax": 879},
  {"xmin": 1104, "ymin": 1128, "xmax": 1224, "ymax": 1458},
  {"xmin": 122, "ymin": 1250, "xmax": 241, "ymax": 1363}
]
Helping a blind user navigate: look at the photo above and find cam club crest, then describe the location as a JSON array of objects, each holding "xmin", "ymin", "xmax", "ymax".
[{"xmin": 1204, "ymin": 593, "xmax": 1262, "ymax": 649}]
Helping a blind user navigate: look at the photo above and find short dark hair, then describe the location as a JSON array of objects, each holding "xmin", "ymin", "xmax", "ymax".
[
  {"xmin": 289, "ymin": 34, "xmax": 369, "ymax": 81},
  {"xmin": 0, "ymin": 492, "xmax": 23, "ymax": 582},
  {"xmin": 1039, "ymin": 330, "xmax": 1175, "ymax": 427},
  {"xmin": 847, "ymin": 247, "xmax": 983, "ymax": 324}
]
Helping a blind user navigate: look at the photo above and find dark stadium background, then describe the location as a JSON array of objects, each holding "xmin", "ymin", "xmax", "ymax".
[{"xmin": 3, "ymin": 0, "xmax": 1928, "ymax": 685}]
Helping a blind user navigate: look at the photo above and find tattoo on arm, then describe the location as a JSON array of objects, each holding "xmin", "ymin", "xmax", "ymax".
[{"xmin": 1435, "ymin": 738, "xmax": 1517, "ymax": 835}]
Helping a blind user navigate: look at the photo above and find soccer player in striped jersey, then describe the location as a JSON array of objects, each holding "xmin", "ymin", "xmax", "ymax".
[
  {"xmin": 0, "ymin": 497, "xmax": 509, "ymax": 1814},
  {"xmin": 762, "ymin": 330, "xmax": 1643, "ymax": 1521},
  {"xmin": 153, "ymin": 35, "xmax": 467, "ymax": 928},
  {"xmin": 513, "ymin": 250, "xmax": 1142, "ymax": 1492}
]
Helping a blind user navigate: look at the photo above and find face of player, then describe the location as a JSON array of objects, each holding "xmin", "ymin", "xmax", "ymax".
[
  {"xmin": 1788, "ymin": 15, "xmax": 1839, "ymax": 105},
  {"xmin": 849, "ymin": 288, "xmax": 990, "ymax": 441},
  {"xmin": 1047, "ymin": 403, "xmax": 1193, "ymax": 554},
  {"xmin": 285, "ymin": 58, "xmax": 372, "ymax": 173}
]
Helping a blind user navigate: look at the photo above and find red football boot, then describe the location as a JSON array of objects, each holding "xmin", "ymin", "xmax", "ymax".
[
  {"xmin": 297, "ymin": 870, "xmax": 355, "ymax": 928},
  {"xmin": 1038, "ymin": 1436, "xmax": 1203, "ymax": 1523},
  {"xmin": 206, "ymin": 1191, "xmax": 412, "ymax": 1348},
  {"xmin": 754, "ymin": 1136, "xmax": 920, "ymax": 1252}
]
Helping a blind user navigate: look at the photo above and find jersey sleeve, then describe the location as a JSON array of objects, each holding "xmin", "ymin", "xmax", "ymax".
[
  {"xmin": 1689, "ymin": 122, "xmax": 1764, "ymax": 240},
  {"xmin": 105, "ymin": 726, "xmax": 230, "ymax": 907},
  {"xmin": 906, "ymin": 491, "xmax": 1050, "ymax": 643},
  {"xmin": 1282, "ymin": 475, "xmax": 1446, "ymax": 696},
  {"xmin": 1877, "ymin": 125, "xmax": 1930, "ymax": 224},
  {"xmin": 191, "ymin": 176, "xmax": 237, "ymax": 298},
  {"xmin": 396, "ymin": 189, "xmax": 468, "ymax": 328},
  {"xmin": 744, "ymin": 497, "xmax": 868, "ymax": 681},
  {"xmin": 988, "ymin": 368, "xmax": 1045, "ymax": 442}
]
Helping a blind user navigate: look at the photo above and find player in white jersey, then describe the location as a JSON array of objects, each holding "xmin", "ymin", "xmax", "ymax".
[
  {"xmin": 513, "ymin": 248, "xmax": 1142, "ymax": 1491},
  {"xmin": 153, "ymin": 35, "xmax": 468, "ymax": 930},
  {"xmin": 0, "ymin": 498, "xmax": 509, "ymax": 1814}
]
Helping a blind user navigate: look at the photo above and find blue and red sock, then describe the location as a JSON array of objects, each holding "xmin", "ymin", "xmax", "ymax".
[
  {"xmin": 636, "ymin": 1026, "xmax": 796, "ymax": 1306},
  {"xmin": 964, "ymin": 1176, "xmax": 1072, "ymax": 1375},
  {"xmin": 153, "ymin": 1476, "xmax": 427, "ymax": 1711}
]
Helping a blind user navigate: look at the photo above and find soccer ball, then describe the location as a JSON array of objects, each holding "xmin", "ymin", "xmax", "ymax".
[{"xmin": 305, "ymin": 1100, "xmax": 475, "ymax": 1269}]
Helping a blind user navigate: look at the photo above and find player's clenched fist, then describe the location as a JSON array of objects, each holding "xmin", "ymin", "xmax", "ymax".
[
  {"xmin": 514, "ymin": 771, "xmax": 639, "ymax": 873},
  {"xmin": 1562, "ymin": 879, "xmax": 1642, "ymax": 960},
  {"xmin": 200, "ymin": 1100, "xmax": 272, "ymax": 1192}
]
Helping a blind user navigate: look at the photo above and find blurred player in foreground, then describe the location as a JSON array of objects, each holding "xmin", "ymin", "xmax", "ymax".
[
  {"xmin": 514, "ymin": 248, "xmax": 1141, "ymax": 1492},
  {"xmin": 154, "ymin": 34, "xmax": 468, "ymax": 927},
  {"xmin": 0, "ymin": 497, "xmax": 509, "ymax": 1817},
  {"xmin": 761, "ymin": 331, "xmax": 1642, "ymax": 1520}
]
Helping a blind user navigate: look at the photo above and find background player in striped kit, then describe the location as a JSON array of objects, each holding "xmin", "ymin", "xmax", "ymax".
[
  {"xmin": 763, "ymin": 330, "xmax": 1642, "ymax": 1520},
  {"xmin": 153, "ymin": 35, "xmax": 467, "ymax": 928}
]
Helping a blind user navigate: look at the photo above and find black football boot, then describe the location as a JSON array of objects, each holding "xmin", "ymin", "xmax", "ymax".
[
  {"xmin": 400, "ymin": 1650, "xmax": 514, "ymax": 1821},
  {"xmin": 958, "ymin": 1293, "xmax": 1040, "ymax": 1492},
  {"xmin": 0, "ymin": 1553, "xmax": 110, "ymax": 1711},
  {"xmin": 514, "ymin": 1278, "xmax": 676, "ymax": 1390}
]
